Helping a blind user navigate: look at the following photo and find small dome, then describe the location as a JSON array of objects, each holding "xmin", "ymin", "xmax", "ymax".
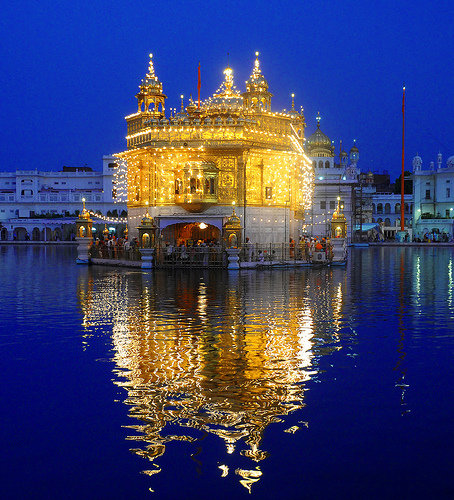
[
  {"xmin": 226, "ymin": 211, "xmax": 241, "ymax": 228},
  {"xmin": 245, "ymin": 52, "xmax": 269, "ymax": 92},
  {"xmin": 203, "ymin": 66, "xmax": 243, "ymax": 114},
  {"xmin": 350, "ymin": 144, "xmax": 359, "ymax": 153},
  {"xmin": 340, "ymin": 150, "xmax": 348, "ymax": 158},
  {"xmin": 141, "ymin": 211, "xmax": 155, "ymax": 226},
  {"xmin": 306, "ymin": 127, "xmax": 332, "ymax": 148},
  {"xmin": 79, "ymin": 209, "xmax": 90, "ymax": 220},
  {"xmin": 305, "ymin": 112, "xmax": 334, "ymax": 156},
  {"xmin": 447, "ymin": 155, "xmax": 454, "ymax": 168},
  {"xmin": 139, "ymin": 54, "xmax": 164, "ymax": 94}
]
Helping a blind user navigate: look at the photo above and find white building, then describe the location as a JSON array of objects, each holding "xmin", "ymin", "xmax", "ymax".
[
  {"xmin": 305, "ymin": 113, "xmax": 360, "ymax": 240},
  {"xmin": 0, "ymin": 156, "xmax": 126, "ymax": 241},
  {"xmin": 412, "ymin": 153, "xmax": 454, "ymax": 240},
  {"xmin": 370, "ymin": 192, "xmax": 413, "ymax": 240}
]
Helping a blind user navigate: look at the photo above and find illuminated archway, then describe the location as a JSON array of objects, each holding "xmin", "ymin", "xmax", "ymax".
[{"xmin": 161, "ymin": 222, "xmax": 220, "ymax": 245}]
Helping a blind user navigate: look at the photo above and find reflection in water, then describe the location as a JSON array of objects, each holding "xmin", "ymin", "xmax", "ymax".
[{"xmin": 77, "ymin": 267, "xmax": 349, "ymax": 492}]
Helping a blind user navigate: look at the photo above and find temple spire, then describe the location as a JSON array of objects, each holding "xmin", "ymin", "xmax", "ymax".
[
  {"xmin": 316, "ymin": 111, "xmax": 321, "ymax": 128},
  {"xmin": 253, "ymin": 51, "xmax": 261, "ymax": 78},
  {"xmin": 146, "ymin": 53, "xmax": 156, "ymax": 79},
  {"xmin": 223, "ymin": 66, "xmax": 234, "ymax": 92},
  {"xmin": 242, "ymin": 51, "xmax": 273, "ymax": 112}
]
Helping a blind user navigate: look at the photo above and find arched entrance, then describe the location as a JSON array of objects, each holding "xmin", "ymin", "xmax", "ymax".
[
  {"xmin": 161, "ymin": 222, "xmax": 221, "ymax": 246},
  {"xmin": 41, "ymin": 227, "xmax": 52, "ymax": 241},
  {"xmin": 32, "ymin": 227, "xmax": 41, "ymax": 241},
  {"xmin": 14, "ymin": 227, "xmax": 27, "ymax": 241},
  {"xmin": 1, "ymin": 227, "xmax": 8, "ymax": 240}
]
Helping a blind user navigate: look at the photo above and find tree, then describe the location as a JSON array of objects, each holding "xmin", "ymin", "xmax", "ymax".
[{"xmin": 394, "ymin": 171, "xmax": 412, "ymax": 194}]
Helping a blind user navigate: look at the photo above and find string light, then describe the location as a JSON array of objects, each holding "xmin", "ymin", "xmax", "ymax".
[{"xmin": 116, "ymin": 52, "xmax": 314, "ymax": 232}]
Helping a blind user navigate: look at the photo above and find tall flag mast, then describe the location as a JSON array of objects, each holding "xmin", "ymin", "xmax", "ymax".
[
  {"xmin": 197, "ymin": 62, "xmax": 201, "ymax": 109},
  {"xmin": 400, "ymin": 86, "xmax": 406, "ymax": 232}
]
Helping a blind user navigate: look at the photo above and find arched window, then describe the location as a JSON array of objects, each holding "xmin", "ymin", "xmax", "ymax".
[
  {"xmin": 385, "ymin": 203, "xmax": 391, "ymax": 214},
  {"xmin": 405, "ymin": 203, "xmax": 409, "ymax": 213},
  {"xmin": 325, "ymin": 161, "xmax": 330, "ymax": 169},
  {"xmin": 372, "ymin": 204, "xmax": 376, "ymax": 213},
  {"xmin": 395, "ymin": 203, "xmax": 400, "ymax": 214},
  {"xmin": 318, "ymin": 161, "xmax": 323, "ymax": 168},
  {"xmin": 377, "ymin": 203, "xmax": 383, "ymax": 214},
  {"xmin": 312, "ymin": 160, "xmax": 316, "ymax": 169},
  {"xmin": 385, "ymin": 218, "xmax": 391, "ymax": 226}
]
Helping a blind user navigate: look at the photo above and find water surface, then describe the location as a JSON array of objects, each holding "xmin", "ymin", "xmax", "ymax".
[{"xmin": 1, "ymin": 245, "xmax": 454, "ymax": 499}]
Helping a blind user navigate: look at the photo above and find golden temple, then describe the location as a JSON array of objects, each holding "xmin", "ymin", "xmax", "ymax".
[{"xmin": 115, "ymin": 53, "xmax": 314, "ymax": 245}]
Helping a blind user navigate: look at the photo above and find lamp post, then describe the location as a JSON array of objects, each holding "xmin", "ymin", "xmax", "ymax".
[{"xmin": 75, "ymin": 197, "xmax": 93, "ymax": 264}]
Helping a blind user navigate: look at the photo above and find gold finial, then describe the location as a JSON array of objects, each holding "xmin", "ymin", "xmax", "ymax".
[
  {"xmin": 145, "ymin": 200, "xmax": 150, "ymax": 218},
  {"xmin": 223, "ymin": 66, "xmax": 234, "ymax": 91},
  {"xmin": 232, "ymin": 200, "xmax": 236, "ymax": 215},
  {"xmin": 82, "ymin": 197, "xmax": 86, "ymax": 212},
  {"xmin": 291, "ymin": 93, "xmax": 295, "ymax": 110},
  {"xmin": 254, "ymin": 52, "xmax": 260, "ymax": 71},
  {"xmin": 180, "ymin": 94, "xmax": 184, "ymax": 112},
  {"xmin": 316, "ymin": 111, "xmax": 321, "ymax": 127},
  {"xmin": 147, "ymin": 53, "xmax": 155, "ymax": 78}
]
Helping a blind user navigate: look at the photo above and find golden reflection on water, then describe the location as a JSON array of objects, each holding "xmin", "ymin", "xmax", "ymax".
[{"xmin": 77, "ymin": 268, "xmax": 348, "ymax": 492}]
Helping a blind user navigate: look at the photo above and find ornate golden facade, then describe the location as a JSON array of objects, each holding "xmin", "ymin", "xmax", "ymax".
[{"xmin": 116, "ymin": 53, "xmax": 314, "ymax": 243}]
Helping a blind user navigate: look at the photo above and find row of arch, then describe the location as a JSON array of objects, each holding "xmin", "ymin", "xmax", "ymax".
[
  {"xmin": 372, "ymin": 218, "xmax": 410, "ymax": 226},
  {"xmin": 313, "ymin": 160, "xmax": 336, "ymax": 169},
  {"xmin": 1, "ymin": 227, "xmax": 63, "ymax": 241},
  {"xmin": 373, "ymin": 203, "xmax": 412, "ymax": 214}
]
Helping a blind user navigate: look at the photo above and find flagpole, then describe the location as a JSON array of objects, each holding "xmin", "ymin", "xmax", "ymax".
[
  {"xmin": 197, "ymin": 62, "xmax": 201, "ymax": 110},
  {"xmin": 400, "ymin": 86, "xmax": 406, "ymax": 232}
]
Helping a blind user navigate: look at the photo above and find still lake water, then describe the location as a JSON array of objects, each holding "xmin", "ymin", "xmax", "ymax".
[{"xmin": 1, "ymin": 245, "xmax": 454, "ymax": 499}]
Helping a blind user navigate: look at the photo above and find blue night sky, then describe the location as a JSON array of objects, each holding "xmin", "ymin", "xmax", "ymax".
[{"xmin": 1, "ymin": 0, "xmax": 453, "ymax": 179}]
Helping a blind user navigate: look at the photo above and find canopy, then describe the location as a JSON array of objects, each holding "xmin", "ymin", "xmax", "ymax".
[{"xmin": 353, "ymin": 223, "xmax": 380, "ymax": 232}]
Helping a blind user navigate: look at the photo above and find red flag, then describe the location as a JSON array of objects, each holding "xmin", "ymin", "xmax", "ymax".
[{"xmin": 197, "ymin": 62, "xmax": 201, "ymax": 109}]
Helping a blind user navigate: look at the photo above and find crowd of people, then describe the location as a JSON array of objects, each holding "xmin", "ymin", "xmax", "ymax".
[
  {"xmin": 90, "ymin": 235, "xmax": 140, "ymax": 260},
  {"xmin": 241, "ymin": 237, "xmax": 334, "ymax": 263},
  {"xmin": 162, "ymin": 239, "xmax": 223, "ymax": 265}
]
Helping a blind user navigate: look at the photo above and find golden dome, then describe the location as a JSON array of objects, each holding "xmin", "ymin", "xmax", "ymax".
[
  {"xmin": 245, "ymin": 52, "xmax": 269, "ymax": 92},
  {"xmin": 332, "ymin": 198, "xmax": 346, "ymax": 221},
  {"xmin": 78, "ymin": 198, "xmax": 91, "ymax": 220},
  {"xmin": 139, "ymin": 53, "xmax": 163, "ymax": 94},
  {"xmin": 203, "ymin": 66, "xmax": 243, "ymax": 114},
  {"xmin": 305, "ymin": 112, "xmax": 334, "ymax": 156},
  {"xmin": 225, "ymin": 206, "xmax": 242, "ymax": 228}
]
